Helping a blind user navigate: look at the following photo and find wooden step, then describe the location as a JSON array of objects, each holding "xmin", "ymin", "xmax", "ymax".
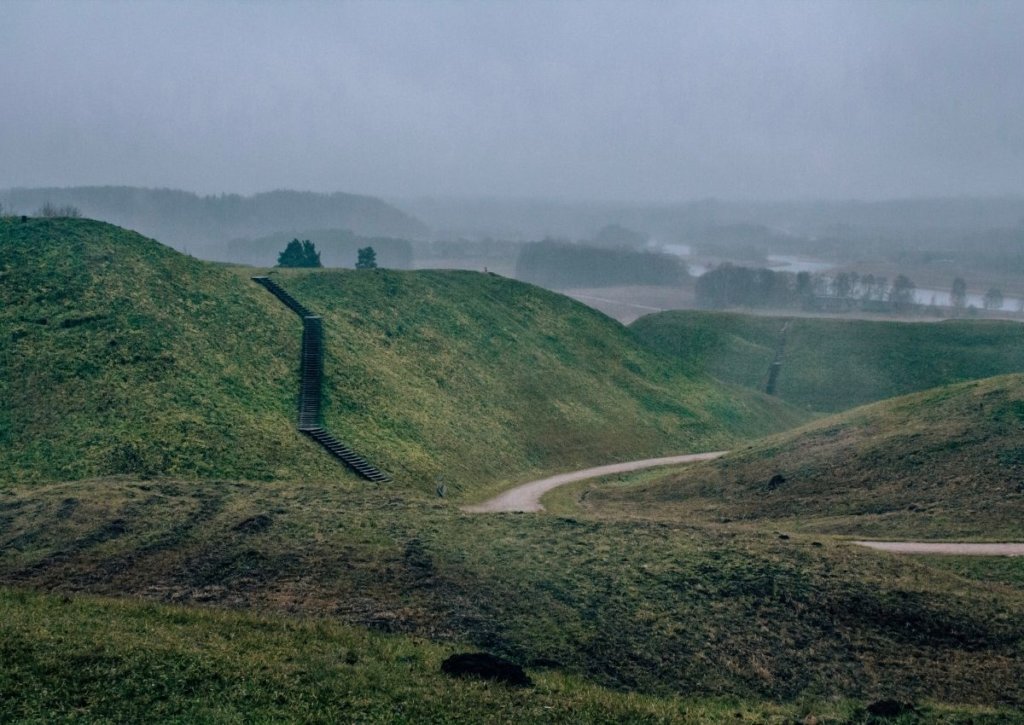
[{"xmin": 255, "ymin": 276, "xmax": 391, "ymax": 483}]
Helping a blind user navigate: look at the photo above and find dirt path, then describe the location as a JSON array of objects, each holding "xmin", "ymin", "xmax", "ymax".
[
  {"xmin": 854, "ymin": 541, "xmax": 1024, "ymax": 556},
  {"xmin": 462, "ymin": 451, "xmax": 727, "ymax": 513}
]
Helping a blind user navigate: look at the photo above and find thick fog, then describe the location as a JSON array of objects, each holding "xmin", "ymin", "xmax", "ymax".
[{"xmin": 3, "ymin": 1, "xmax": 1023, "ymax": 202}]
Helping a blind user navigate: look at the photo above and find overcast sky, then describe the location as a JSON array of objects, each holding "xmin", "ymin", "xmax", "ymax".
[{"xmin": 3, "ymin": 1, "xmax": 1023, "ymax": 202}]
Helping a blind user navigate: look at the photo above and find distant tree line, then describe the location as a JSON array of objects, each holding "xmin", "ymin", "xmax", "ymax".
[
  {"xmin": 515, "ymin": 240, "xmax": 688, "ymax": 288},
  {"xmin": 0, "ymin": 187, "xmax": 427, "ymax": 255},
  {"xmin": 696, "ymin": 264, "xmax": 920, "ymax": 312}
]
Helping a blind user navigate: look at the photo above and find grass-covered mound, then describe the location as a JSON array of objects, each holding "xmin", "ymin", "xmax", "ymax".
[
  {"xmin": 1, "ymin": 218, "xmax": 802, "ymax": 488},
  {"xmin": 631, "ymin": 310, "xmax": 1024, "ymax": 412},
  {"xmin": 2, "ymin": 477, "xmax": 1022, "ymax": 713},
  {"xmin": 0, "ymin": 217, "xmax": 342, "ymax": 484},
  {"xmin": 584, "ymin": 374, "xmax": 1024, "ymax": 539},
  {"xmin": 270, "ymin": 270, "xmax": 805, "ymax": 493}
]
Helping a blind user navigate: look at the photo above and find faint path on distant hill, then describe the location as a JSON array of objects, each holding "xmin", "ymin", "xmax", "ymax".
[
  {"xmin": 854, "ymin": 541, "xmax": 1024, "ymax": 556},
  {"xmin": 462, "ymin": 452, "xmax": 727, "ymax": 513}
]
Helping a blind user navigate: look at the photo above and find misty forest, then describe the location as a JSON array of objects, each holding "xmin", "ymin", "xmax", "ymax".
[{"xmin": 3, "ymin": 2, "xmax": 1024, "ymax": 723}]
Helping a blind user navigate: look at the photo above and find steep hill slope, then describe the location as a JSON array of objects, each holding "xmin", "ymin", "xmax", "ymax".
[
  {"xmin": 271, "ymin": 270, "xmax": 805, "ymax": 493},
  {"xmin": 585, "ymin": 373, "xmax": 1024, "ymax": 539},
  {"xmin": 632, "ymin": 310, "xmax": 1024, "ymax": 412},
  {"xmin": 1, "ymin": 218, "xmax": 803, "ymax": 489},
  {"xmin": 0, "ymin": 217, "xmax": 342, "ymax": 484}
]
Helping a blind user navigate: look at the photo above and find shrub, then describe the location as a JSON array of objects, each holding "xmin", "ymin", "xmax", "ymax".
[{"xmin": 277, "ymin": 239, "xmax": 322, "ymax": 268}]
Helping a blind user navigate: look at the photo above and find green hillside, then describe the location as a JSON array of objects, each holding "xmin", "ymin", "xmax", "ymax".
[
  {"xmin": 273, "ymin": 269, "xmax": 805, "ymax": 493},
  {"xmin": 585, "ymin": 373, "xmax": 1024, "ymax": 539},
  {"xmin": 631, "ymin": 310, "xmax": 1024, "ymax": 412},
  {"xmin": 0, "ymin": 218, "xmax": 802, "ymax": 489},
  {"xmin": 0, "ymin": 217, "xmax": 340, "ymax": 484}
]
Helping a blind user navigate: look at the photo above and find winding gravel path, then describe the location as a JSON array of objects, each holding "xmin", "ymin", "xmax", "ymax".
[
  {"xmin": 854, "ymin": 541, "xmax": 1024, "ymax": 556},
  {"xmin": 462, "ymin": 456, "xmax": 1024, "ymax": 556},
  {"xmin": 461, "ymin": 451, "xmax": 727, "ymax": 513}
]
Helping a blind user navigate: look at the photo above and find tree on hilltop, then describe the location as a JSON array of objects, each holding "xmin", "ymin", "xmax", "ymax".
[
  {"xmin": 277, "ymin": 239, "xmax": 322, "ymax": 268},
  {"xmin": 356, "ymin": 246, "xmax": 378, "ymax": 269}
]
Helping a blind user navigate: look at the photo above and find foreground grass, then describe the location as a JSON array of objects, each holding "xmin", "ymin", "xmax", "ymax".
[
  {"xmin": 2, "ymin": 477, "xmax": 1022, "ymax": 712},
  {"xmin": 582, "ymin": 374, "xmax": 1024, "ymax": 540},
  {"xmin": 7, "ymin": 588, "xmax": 1014, "ymax": 724},
  {"xmin": 631, "ymin": 310, "xmax": 1024, "ymax": 412}
]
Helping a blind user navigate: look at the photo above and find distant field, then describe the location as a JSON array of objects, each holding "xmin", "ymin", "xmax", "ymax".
[
  {"xmin": 579, "ymin": 373, "xmax": 1024, "ymax": 540},
  {"xmin": 631, "ymin": 309, "xmax": 1024, "ymax": 411},
  {"xmin": 560, "ymin": 284, "xmax": 696, "ymax": 324}
]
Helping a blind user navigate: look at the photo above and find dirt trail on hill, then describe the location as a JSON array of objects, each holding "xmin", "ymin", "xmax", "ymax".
[
  {"xmin": 854, "ymin": 541, "xmax": 1024, "ymax": 556},
  {"xmin": 462, "ymin": 452, "xmax": 727, "ymax": 513}
]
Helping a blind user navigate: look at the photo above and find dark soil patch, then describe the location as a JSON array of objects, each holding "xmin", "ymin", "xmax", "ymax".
[{"xmin": 441, "ymin": 652, "xmax": 533, "ymax": 687}]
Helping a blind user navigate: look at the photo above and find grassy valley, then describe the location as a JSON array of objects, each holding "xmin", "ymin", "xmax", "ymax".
[{"xmin": 632, "ymin": 310, "xmax": 1024, "ymax": 412}]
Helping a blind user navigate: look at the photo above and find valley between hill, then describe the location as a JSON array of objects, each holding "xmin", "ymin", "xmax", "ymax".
[{"xmin": 4, "ymin": 217, "xmax": 1024, "ymax": 720}]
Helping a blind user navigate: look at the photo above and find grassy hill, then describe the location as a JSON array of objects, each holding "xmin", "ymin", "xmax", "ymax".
[
  {"xmin": 583, "ymin": 373, "xmax": 1024, "ymax": 539},
  {"xmin": 267, "ymin": 269, "xmax": 805, "ymax": 494},
  {"xmin": 631, "ymin": 310, "xmax": 1024, "ymax": 412},
  {"xmin": 0, "ymin": 218, "xmax": 802, "ymax": 489},
  {"xmin": 10, "ymin": 218, "xmax": 1022, "ymax": 716},
  {"xmin": 0, "ymin": 217, "xmax": 341, "ymax": 484}
]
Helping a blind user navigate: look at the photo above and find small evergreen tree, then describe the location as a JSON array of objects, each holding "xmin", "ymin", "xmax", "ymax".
[
  {"xmin": 356, "ymin": 246, "xmax": 378, "ymax": 269},
  {"xmin": 277, "ymin": 239, "xmax": 322, "ymax": 268}
]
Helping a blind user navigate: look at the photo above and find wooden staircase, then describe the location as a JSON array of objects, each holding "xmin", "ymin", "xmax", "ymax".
[{"xmin": 252, "ymin": 276, "xmax": 391, "ymax": 482}]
